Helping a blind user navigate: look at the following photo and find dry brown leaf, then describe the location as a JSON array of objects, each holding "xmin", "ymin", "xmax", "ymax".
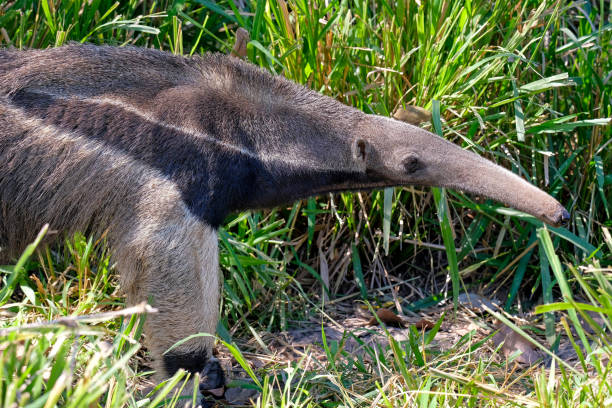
[
  {"xmin": 491, "ymin": 323, "xmax": 541, "ymax": 365},
  {"xmin": 30, "ymin": 274, "xmax": 47, "ymax": 297},
  {"xmin": 368, "ymin": 308, "xmax": 405, "ymax": 327},
  {"xmin": 231, "ymin": 27, "xmax": 250, "ymax": 59},
  {"xmin": 414, "ymin": 318, "xmax": 435, "ymax": 330},
  {"xmin": 206, "ymin": 387, "xmax": 225, "ymax": 398},
  {"xmin": 392, "ymin": 106, "xmax": 431, "ymax": 125}
]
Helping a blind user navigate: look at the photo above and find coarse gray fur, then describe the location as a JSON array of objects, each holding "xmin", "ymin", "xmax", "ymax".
[{"xmin": 0, "ymin": 44, "xmax": 568, "ymax": 389}]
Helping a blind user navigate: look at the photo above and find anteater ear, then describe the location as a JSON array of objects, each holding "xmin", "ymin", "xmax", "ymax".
[{"xmin": 352, "ymin": 138, "xmax": 369, "ymax": 169}]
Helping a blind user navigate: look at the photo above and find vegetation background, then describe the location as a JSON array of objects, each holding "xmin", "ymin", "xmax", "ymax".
[{"xmin": 0, "ymin": 0, "xmax": 610, "ymax": 406}]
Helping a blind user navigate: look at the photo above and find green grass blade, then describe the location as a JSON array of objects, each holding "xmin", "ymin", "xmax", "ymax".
[
  {"xmin": 351, "ymin": 244, "xmax": 367, "ymax": 299},
  {"xmin": 0, "ymin": 225, "xmax": 48, "ymax": 305},
  {"xmin": 382, "ymin": 187, "xmax": 392, "ymax": 256}
]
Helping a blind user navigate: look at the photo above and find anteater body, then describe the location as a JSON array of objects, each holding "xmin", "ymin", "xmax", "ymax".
[{"xmin": 0, "ymin": 44, "xmax": 568, "ymax": 392}]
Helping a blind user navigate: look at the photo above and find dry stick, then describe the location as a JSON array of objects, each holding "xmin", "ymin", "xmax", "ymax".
[
  {"xmin": 326, "ymin": 276, "xmax": 423, "ymax": 306},
  {"xmin": 424, "ymin": 368, "xmax": 537, "ymax": 406},
  {"xmin": 488, "ymin": 239, "xmax": 539, "ymax": 295},
  {"xmin": 0, "ymin": 28, "xmax": 10, "ymax": 45},
  {"xmin": 388, "ymin": 236, "xmax": 461, "ymax": 253},
  {"xmin": 0, "ymin": 302, "xmax": 157, "ymax": 336}
]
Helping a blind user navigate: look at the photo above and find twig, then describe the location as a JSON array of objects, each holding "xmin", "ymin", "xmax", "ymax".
[{"xmin": 0, "ymin": 302, "xmax": 156, "ymax": 336}]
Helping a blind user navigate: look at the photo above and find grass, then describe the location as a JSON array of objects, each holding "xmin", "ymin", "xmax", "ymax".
[{"xmin": 0, "ymin": 0, "xmax": 611, "ymax": 406}]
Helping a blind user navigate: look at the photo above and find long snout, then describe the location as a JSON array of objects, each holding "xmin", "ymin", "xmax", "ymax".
[
  {"xmin": 435, "ymin": 145, "xmax": 569, "ymax": 226},
  {"xmin": 367, "ymin": 117, "xmax": 569, "ymax": 227}
]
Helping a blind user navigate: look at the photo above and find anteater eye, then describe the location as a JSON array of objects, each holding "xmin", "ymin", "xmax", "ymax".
[{"xmin": 403, "ymin": 155, "xmax": 420, "ymax": 174}]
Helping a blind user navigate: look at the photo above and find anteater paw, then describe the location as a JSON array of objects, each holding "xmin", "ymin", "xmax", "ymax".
[{"xmin": 199, "ymin": 357, "xmax": 225, "ymax": 398}]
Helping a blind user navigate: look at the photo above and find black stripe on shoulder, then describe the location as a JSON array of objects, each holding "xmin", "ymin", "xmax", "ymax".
[{"xmin": 8, "ymin": 90, "xmax": 261, "ymax": 227}]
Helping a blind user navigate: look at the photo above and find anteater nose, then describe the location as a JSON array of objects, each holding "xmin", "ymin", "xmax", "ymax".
[
  {"xmin": 553, "ymin": 207, "xmax": 570, "ymax": 226},
  {"xmin": 561, "ymin": 208, "xmax": 570, "ymax": 222}
]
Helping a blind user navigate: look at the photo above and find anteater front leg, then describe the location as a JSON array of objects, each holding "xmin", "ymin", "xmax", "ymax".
[{"xmin": 112, "ymin": 195, "xmax": 224, "ymax": 392}]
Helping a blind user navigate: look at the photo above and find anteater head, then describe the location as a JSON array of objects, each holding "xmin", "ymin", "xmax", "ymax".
[
  {"xmin": 349, "ymin": 115, "xmax": 569, "ymax": 227},
  {"xmin": 204, "ymin": 54, "xmax": 568, "ymax": 227}
]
